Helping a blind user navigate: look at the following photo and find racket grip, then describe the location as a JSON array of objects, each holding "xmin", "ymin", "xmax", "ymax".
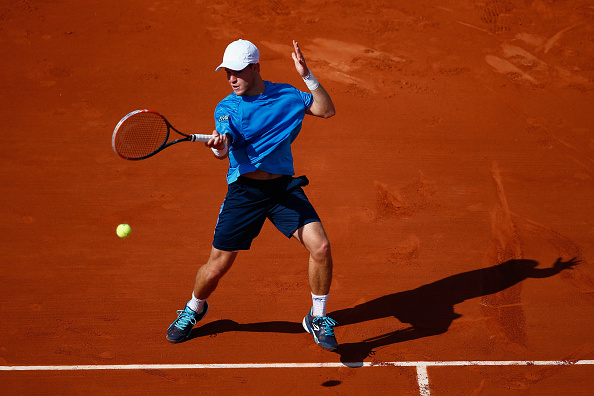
[{"xmin": 190, "ymin": 134, "xmax": 213, "ymax": 142}]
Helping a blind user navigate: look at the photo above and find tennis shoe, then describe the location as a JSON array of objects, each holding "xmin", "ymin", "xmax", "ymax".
[
  {"xmin": 302, "ymin": 308, "xmax": 338, "ymax": 351},
  {"xmin": 166, "ymin": 302, "xmax": 209, "ymax": 343}
]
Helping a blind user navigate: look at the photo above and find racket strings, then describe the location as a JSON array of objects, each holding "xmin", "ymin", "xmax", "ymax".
[{"xmin": 114, "ymin": 112, "xmax": 169, "ymax": 159}]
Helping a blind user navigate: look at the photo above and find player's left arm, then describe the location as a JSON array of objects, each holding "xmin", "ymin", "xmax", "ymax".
[{"xmin": 292, "ymin": 40, "xmax": 336, "ymax": 119}]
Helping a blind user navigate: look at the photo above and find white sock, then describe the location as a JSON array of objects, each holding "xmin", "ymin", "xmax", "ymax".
[
  {"xmin": 187, "ymin": 292, "xmax": 205, "ymax": 313},
  {"xmin": 311, "ymin": 292, "xmax": 328, "ymax": 317}
]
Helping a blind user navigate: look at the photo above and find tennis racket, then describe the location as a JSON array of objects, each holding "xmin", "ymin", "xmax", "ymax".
[{"xmin": 112, "ymin": 109, "xmax": 212, "ymax": 160}]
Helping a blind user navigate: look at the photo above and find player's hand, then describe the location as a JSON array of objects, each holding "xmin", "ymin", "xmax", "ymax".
[
  {"xmin": 292, "ymin": 40, "xmax": 309, "ymax": 78},
  {"xmin": 205, "ymin": 130, "xmax": 227, "ymax": 150}
]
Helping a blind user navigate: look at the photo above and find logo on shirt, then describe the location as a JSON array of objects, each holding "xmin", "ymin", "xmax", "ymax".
[{"xmin": 218, "ymin": 115, "xmax": 230, "ymax": 122}]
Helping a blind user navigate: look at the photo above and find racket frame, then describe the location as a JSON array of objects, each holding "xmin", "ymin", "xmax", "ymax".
[{"xmin": 112, "ymin": 109, "xmax": 212, "ymax": 160}]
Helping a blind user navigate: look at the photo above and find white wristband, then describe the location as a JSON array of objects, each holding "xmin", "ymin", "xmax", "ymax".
[
  {"xmin": 211, "ymin": 140, "xmax": 229, "ymax": 157},
  {"xmin": 303, "ymin": 71, "xmax": 320, "ymax": 91}
]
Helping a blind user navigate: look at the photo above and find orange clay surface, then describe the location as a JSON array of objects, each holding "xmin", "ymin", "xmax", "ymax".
[{"xmin": 1, "ymin": 1, "xmax": 593, "ymax": 394}]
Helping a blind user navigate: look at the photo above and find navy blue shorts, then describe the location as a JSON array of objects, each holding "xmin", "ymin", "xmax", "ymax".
[{"xmin": 213, "ymin": 175, "xmax": 321, "ymax": 251}]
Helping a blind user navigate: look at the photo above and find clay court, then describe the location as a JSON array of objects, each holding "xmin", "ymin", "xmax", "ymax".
[{"xmin": 1, "ymin": 0, "xmax": 593, "ymax": 394}]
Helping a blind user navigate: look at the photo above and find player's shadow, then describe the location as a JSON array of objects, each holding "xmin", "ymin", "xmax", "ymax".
[
  {"xmin": 188, "ymin": 258, "xmax": 578, "ymax": 363},
  {"xmin": 188, "ymin": 318, "xmax": 303, "ymax": 341},
  {"xmin": 330, "ymin": 257, "xmax": 578, "ymax": 364}
]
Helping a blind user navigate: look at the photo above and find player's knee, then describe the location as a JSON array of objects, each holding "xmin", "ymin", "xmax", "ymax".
[
  {"xmin": 201, "ymin": 258, "xmax": 232, "ymax": 283},
  {"xmin": 311, "ymin": 238, "xmax": 332, "ymax": 261},
  {"xmin": 202, "ymin": 265, "xmax": 226, "ymax": 284}
]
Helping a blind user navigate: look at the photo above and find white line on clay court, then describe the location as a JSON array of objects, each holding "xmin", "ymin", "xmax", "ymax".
[{"xmin": 2, "ymin": 360, "xmax": 593, "ymax": 395}]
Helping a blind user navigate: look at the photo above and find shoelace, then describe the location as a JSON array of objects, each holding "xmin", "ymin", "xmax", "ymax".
[
  {"xmin": 313, "ymin": 316, "xmax": 337, "ymax": 336},
  {"xmin": 174, "ymin": 309, "xmax": 198, "ymax": 330}
]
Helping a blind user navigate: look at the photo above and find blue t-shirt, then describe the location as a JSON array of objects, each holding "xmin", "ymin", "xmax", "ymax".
[{"xmin": 214, "ymin": 81, "xmax": 314, "ymax": 184}]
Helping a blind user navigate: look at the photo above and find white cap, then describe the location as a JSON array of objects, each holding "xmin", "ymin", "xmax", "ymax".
[{"xmin": 215, "ymin": 39, "xmax": 260, "ymax": 72}]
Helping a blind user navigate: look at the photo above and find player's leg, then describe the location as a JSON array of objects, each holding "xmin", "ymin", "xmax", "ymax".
[
  {"xmin": 293, "ymin": 221, "xmax": 339, "ymax": 351},
  {"xmin": 266, "ymin": 177, "xmax": 338, "ymax": 350},
  {"xmin": 166, "ymin": 247, "xmax": 237, "ymax": 343}
]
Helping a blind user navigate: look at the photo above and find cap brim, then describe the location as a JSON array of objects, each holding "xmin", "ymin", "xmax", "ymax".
[{"xmin": 215, "ymin": 60, "xmax": 250, "ymax": 72}]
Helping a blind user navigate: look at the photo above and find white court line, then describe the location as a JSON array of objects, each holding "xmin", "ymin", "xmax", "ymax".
[
  {"xmin": 1, "ymin": 360, "xmax": 592, "ymax": 371},
  {"xmin": 416, "ymin": 365, "xmax": 430, "ymax": 396},
  {"xmin": 2, "ymin": 360, "xmax": 593, "ymax": 396},
  {"xmin": 0, "ymin": 363, "xmax": 353, "ymax": 370}
]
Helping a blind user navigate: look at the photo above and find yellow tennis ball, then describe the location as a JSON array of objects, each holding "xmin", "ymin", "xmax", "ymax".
[{"xmin": 117, "ymin": 223, "xmax": 131, "ymax": 238}]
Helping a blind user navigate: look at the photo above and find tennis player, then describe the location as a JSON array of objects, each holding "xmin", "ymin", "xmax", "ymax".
[{"xmin": 166, "ymin": 39, "xmax": 338, "ymax": 351}]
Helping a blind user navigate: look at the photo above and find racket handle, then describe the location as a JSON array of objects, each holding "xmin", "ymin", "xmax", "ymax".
[{"xmin": 190, "ymin": 134, "xmax": 214, "ymax": 142}]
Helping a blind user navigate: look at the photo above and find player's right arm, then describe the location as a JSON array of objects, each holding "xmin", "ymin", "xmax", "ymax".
[
  {"xmin": 205, "ymin": 130, "xmax": 230, "ymax": 159},
  {"xmin": 210, "ymin": 101, "xmax": 237, "ymax": 160}
]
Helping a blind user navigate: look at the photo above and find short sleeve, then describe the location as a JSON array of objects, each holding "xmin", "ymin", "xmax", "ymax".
[
  {"xmin": 296, "ymin": 88, "xmax": 314, "ymax": 109},
  {"xmin": 214, "ymin": 100, "xmax": 242, "ymax": 147}
]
